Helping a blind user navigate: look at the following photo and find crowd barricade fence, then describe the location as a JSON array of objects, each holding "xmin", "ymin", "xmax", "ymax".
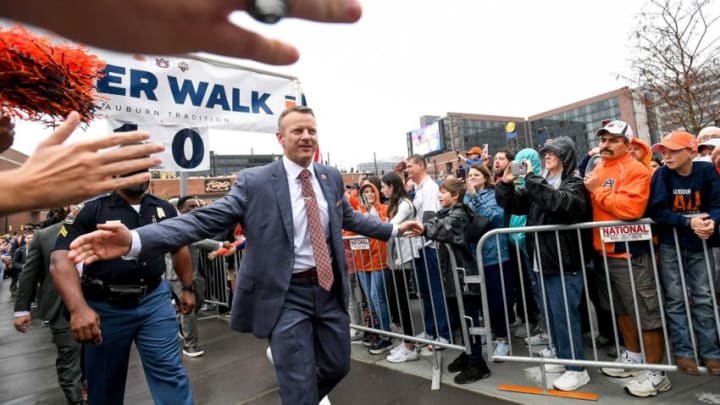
[{"xmin": 476, "ymin": 218, "xmax": 719, "ymax": 400}]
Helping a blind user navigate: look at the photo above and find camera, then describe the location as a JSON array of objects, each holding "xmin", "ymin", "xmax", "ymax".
[{"xmin": 510, "ymin": 161, "xmax": 527, "ymax": 176}]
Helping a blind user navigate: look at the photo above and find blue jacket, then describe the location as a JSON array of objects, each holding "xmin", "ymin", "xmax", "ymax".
[{"xmin": 464, "ymin": 188, "xmax": 509, "ymax": 266}]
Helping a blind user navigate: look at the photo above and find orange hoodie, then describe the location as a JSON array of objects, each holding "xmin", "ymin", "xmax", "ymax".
[
  {"xmin": 631, "ymin": 138, "xmax": 656, "ymax": 175},
  {"xmin": 344, "ymin": 183, "xmax": 388, "ymax": 271},
  {"xmin": 590, "ymin": 152, "xmax": 651, "ymax": 258}
]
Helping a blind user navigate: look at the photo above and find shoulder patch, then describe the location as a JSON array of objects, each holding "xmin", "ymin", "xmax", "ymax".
[{"xmin": 64, "ymin": 202, "xmax": 84, "ymax": 225}]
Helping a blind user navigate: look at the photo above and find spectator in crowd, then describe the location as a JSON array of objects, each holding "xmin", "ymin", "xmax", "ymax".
[
  {"xmin": 630, "ymin": 138, "xmax": 656, "ymax": 174},
  {"xmin": 584, "ymin": 120, "xmax": 670, "ymax": 398},
  {"xmin": 10, "ymin": 232, "xmax": 32, "ymax": 297},
  {"xmin": 411, "ymin": 177, "xmax": 491, "ymax": 384},
  {"xmin": 381, "ymin": 172, "xmax": 420, "ymax": 363},
  {"xmin": 497, "ymin": 136, "xmax": 591, "ymax": 392},
  {"xmin": 650, "ymin": 157, "xmax": 663, "ymax": 170},
  {"xmin": 14, "ymin": 206, "xmax": 84, "ymax": 404},
  {"xmin": 647, "ymin": 131, "xmax": 720, "ymax": 376},
  {"xmin": 492, "ymin": 149, "xmax": 514, "ymax": 183},
  {"xmin": 51, "ymin": 174, "xmax": 195, "ymax": 404},
  {"xmin": 404, "ymin": 154, "xmax": 450, "ymax": 356},
  {"xmin": 174, "ymin": 196, "xmax": 227, "ymax": 358},
  {"xmin": 348, "ymin": 182, "xmax": 393, "ymax": 355},
  {"xmin": 696, "ymin": 126, "xmax": 720, "ymax": 162},
  {"xmin": 459, "ymin": 146, "xmax": 485, "ymax": 167},
  {"xmin": 464, "ymin": 164, "xmax": 512, "ymax": 359},
  {"xmin": 503, "ymin": 148, "xmax": 546, "ymax": 345}
]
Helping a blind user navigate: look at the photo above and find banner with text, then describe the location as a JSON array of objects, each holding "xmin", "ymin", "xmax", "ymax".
[{"xmin": 92, "ymin": 49, "xmax": 302, "ymax": 133}]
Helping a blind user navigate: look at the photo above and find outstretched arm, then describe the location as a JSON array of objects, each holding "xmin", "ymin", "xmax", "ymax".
[
  {"xmin": 1, "ymin": 112, "xmax": 163, "ymax": 214},
  {"xmin": 3, "ymin": 0, "xmax": 362, "ymax": 65},
  {"xmin": 68, "ymin": 223, "xmax": 133, "ymax": 265}
]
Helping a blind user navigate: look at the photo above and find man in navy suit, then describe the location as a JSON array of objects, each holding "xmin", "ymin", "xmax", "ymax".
[{"xmin": 65, "ymin": 106, "xmax": 419, "ymax": 404}]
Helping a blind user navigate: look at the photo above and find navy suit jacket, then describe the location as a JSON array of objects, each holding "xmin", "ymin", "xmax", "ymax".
[{"xmin": 137, "ymin": 160, "xmax": 393, "ymax": 337}]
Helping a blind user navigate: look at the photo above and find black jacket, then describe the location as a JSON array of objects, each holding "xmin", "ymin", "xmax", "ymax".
[
  {"xmin": 496, "ymin": 137, "xmax": 590, "ymax": 276},
  {"xmin": 423, "ymin": 202, "xmax": 479, "ymax": 297}
]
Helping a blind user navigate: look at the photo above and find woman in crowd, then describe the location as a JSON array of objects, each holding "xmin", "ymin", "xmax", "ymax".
[{"xmin": 463, "ymin": 164, "xmax": 512, "ymax": 358}]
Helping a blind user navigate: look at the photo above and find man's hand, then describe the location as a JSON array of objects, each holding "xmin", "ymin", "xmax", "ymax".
[
  {"xmin": 4, "ymin": 0, "xmax": 362, "ymax": 65},
  {"xmin": 13, "ymin": 315, "xmax": 32, "ymax": 333},
  {"xmin": 4, "ymin": 112, "xmax": 164, "ymax": 214},
  {"xmin": 584, "ymin": 172, "xmax": 600, "ymax": 193},
  {"xmin": 68, "ymin": 223, "xmax": 133, "ymax": 265},
  {"xmin": 180, "ymin": 291, "xmax": 196, "ymax": 315},
  {"xmin": 399, "ymin": 221, "xmax": 423, "ymax": 237},
  {"xmin": 70, "ymin": 305, "xmax": 102, "ymax": 344},
  {"xmin": 690, "ymin": 214, "xmax": 715, "ymax": 240}
]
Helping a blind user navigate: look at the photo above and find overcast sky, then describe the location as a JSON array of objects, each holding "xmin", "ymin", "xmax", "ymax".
[{"xmin": 10, "ymin": 0, "xmax": 650, "ymax": 171}]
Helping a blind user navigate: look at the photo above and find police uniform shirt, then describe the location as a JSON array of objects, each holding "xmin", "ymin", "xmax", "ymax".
[{"xmin": 53, "ymin": 192, "xmax": 177, "ymax": 284}]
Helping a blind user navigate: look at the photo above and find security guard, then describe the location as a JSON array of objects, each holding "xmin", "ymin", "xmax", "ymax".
[{"xmin": 50, "ymin": 174, "xmax": 195, "ymax": 405}]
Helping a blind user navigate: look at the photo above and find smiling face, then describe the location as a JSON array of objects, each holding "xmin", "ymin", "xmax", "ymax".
[
  {"xmin": 467, "ymin": 167, "xmax": 487, "ymax": 190},
  {"xmin": 438, "ymin": 187, "xmax": 459, "ymax": 208},
  {"xmin": 276, "ymin": 111, "xmax": 318, "ymax": 167},
  {"xmin": 361, "ymin": 186, "xmax": 376, "ymax": 205}
]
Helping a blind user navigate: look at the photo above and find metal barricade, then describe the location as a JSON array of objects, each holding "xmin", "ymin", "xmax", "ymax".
[
  {"xmin": 344, "ymin": 234, "xmax": 471, "ymax": 390},
  {"xmin": 473, "ymin": 218, "xmax": 720, "ymax": 400}
]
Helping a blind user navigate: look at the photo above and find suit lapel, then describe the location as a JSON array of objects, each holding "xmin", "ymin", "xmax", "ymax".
[{"xmin": 272, "ymin": 161, "xmax": 294, "ymax": 243}]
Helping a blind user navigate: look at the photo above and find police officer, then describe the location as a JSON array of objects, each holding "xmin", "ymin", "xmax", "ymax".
[{"xmin": 50, "ymin": 172, "xmax": 195, "ymax": 405}]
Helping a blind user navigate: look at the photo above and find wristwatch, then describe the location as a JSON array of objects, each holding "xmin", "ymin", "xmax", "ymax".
[{"xmin": 181, "ymin": 284, "xmax": 195, "ymax": 293}]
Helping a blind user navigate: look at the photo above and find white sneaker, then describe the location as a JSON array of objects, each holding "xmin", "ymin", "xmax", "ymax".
[
  {"xmin": 319, "ymin": 395, "xmax": 332, "ymax": 405},
  {"xmin": 420, "ymin": 337, "xmax": 449, "ymax": 356},
  {"xmin": 525, "ymin": 333, "xmax": 550, "ymax": 346},
  {"xmin": 390, "ymin": 343, "xmax": 405, "ymax": 354},
  {"xmin": 536, "ymin": 347, "xmax": 564, "ymax": 373},
  {"xmin": 553, "ymin": 370, "xmax": 590, "ymax": 391},
  {"xmin": 601, "ymin": 351, "xmax": 642, "ymax": 378},
  {"xmin": 386, "ymin": 346, "xmax": 419, "ymax": 363},
  {"xmin": 624, "ymin": 371, "xmax": 671, "ymax": 398},
  {"xmin": 493, "ymin": 341, "xmax": 510, "ymax": 357}
]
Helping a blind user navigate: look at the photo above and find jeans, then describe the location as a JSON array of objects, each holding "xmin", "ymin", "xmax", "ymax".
[
  {"xmin": 659, "ymin": 244, "xmax": 720, "ymax": 360},
  {"xmin": 544, "ymin": 272, "xmax": 585, "ymax": 371},
  {"xmin": 414, "ymin": 246, "xmax": 450, "ymax": 340},
  {"xmin": 357, "ymin": 269, "xmax": 391, "ymax": 332},
  {"xmin": 85, "ymin": 281, "xmax": 192, "ymax": 405},
  {"xmin": 484, "ymin": 262, "xmax": 514, "ymax": 339}
]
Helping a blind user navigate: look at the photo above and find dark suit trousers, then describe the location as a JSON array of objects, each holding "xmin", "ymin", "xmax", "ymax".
[
  {"xmin": 51, "ymin": 314, "xmax": 84, "ymax": 403},
  {"xmin": 269, "ymin": 278, "xmax": 350, "ymax": 405}
]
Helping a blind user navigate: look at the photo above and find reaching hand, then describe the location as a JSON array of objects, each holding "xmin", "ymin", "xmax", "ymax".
[
  {"xmin": 68, "ymin": 222, "xmax": 133, "ymax": 265},
  {"xmin": 4, "ymin": 111, "xmax": 164, "ymax": 214},
  {"xmin": 398, "ymin": 221, "xmax": 423, "ymax": 237},
  {"xmin": 5, "ymin": 0, "xmax": 363, "ymax": 65}
]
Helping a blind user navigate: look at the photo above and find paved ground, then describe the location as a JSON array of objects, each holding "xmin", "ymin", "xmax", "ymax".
[{"xmin": 0, "ymin": 280, "xmax": 510, "ymax": 404}]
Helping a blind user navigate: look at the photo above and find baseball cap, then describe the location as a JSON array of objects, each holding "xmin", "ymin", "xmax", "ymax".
[
  {"xmin": 699, "ymin": 138, "xmax": 720, "ymax": 150},
  {"xmin": 596, "ymin": 120, "xmax": 634, "ymax": 141},
  {"xmin": 467, "ymin": 146, "xmax": 483, "ymax": 155},
  {"xmin": 651, "ymin": 131, "xmax": 698, "ymax": 152}
]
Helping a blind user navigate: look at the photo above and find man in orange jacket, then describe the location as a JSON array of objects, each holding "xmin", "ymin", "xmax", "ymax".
[{"xmin": 583, "ymin": 120, "xmax": 670, "ymax": 398}]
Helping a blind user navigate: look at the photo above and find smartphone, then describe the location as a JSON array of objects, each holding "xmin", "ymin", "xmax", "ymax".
[{"xmin": 511, "ymin": 161, "xmax": 527, "ymax": 176}]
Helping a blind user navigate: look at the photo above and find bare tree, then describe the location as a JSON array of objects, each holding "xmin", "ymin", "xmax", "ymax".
[{"xmin": 631, "ymin": 0, "xmax": 720, "ymax": 135}]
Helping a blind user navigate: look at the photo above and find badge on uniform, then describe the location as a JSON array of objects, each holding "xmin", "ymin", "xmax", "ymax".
[
  {"xmin": 59, "ymin": 225, "xmax": 68, "ymax": 237},
  {"xmin": 157, "ymin": 207, "xmax": 166, "ymax": 219}
]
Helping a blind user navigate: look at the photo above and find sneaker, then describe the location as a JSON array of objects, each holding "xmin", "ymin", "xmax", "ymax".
[
  {"xmin": 536, "ymin": 347, "xmax": 564, "ymax": 373},
  {"xmin": 514, "ymin": 323, "xmax": 529, "ymax": 338},
  {"xmin": 607, "ymin": 345, "xmax": 623, "ymax": 358},
  {"xmin": 420, "ymin": 337, "xmax": 449, "ymax": 356},
  {"xmin": 601, "ymin": 350, "xmax": 642, "ymax": 378},
  {"xmin": 624, "ymin": 371, "xmax": 671, "ymax": 398},
  {"xmin": 525, "ymin": 333, "xmax": 550, "ymax": 346},
  {"xmin": 368, "ymin": 339, "xmax": 394, "ymax": 355},
  {"xmin": 390, "ymin": 343, "xmax": 405, "ymax": 354},
  {"xmin": 362, "ymin": 334, "xmax": 377, "ymax": 347},
  {"xmin": 552, "ymin": 370, "xmax": 590, "ymax": 391},
  {"xmin": 493, "ymin": 341, "xmax": 510, "ymax": 360},
  {"xmin": 448, "ymin": 352, "xmax": 469, "ymax": 373},
  {"xmin": 183, "ymin": 346, "xmax": 205, "ymax": 358},
  {"xmin": 454, "ymin": 363, "xmax": 491, "ymax": 384},
  {"xmin": 386, "ymin": 346, "xmax": 419, "ymax": 363}
]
